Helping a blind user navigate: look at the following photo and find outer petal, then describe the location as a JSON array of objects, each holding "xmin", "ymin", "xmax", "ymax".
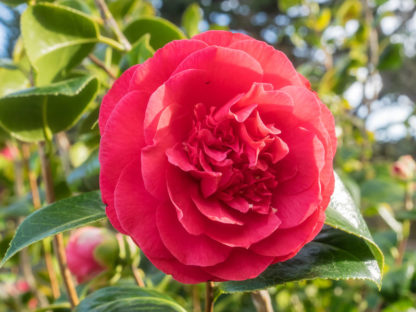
[
  {"xmin": 203, "ymin": 249, "xmax": 274, "ymax": 281},
  {"xmin": 114, "ymin": 160, "xmax": 171, "ymax": 259},
  {"xmin": 99, "ymin": 65, "xmax": 139, "ymax": 134},
  {"xmin": 99, "ymin": 91, "xmax": 148, "ymax": 232},
  {"xmin": 192, "ymin": 30, "xmax": 252, "ymax": 47},
  {"xmin": 156, "ymin": 201, "xmax": 231, "ymax": 267},
  {"xmin": 130, "ymin": 39, "xmax": 208, "ymax": 94},
  {"xmin": 250, "ymin": 208, "xmax": 320, "ymax": 257},
  {"xmin": 229, "ymin": 39, "xmax": 305, "ymax": 89}
]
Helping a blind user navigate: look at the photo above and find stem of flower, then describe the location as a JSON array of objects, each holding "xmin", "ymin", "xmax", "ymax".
[
  {"xmin": 89, "ymin": 54, "xmax": 117, "ymax": 80},
  {"xmin": 21, "ymin": 143, "xmax": 61, "ymax": 300},
  {"xmin": 192, "ymin": 285, "xmax": 201, "ymax": 312},
  {"xmin": 94, "ymin": 0, "xmax": 132, "ymax": 51},
  {"xmin": 396, "ymin": 180, "xmax": 414, "ymax": 265},
  {"xmin": 38, "ymin": 141, "xmax": 79, "ymax": 308},
  {"xmin": 251, "ymin": 290, "xmax": 274, "ymax": 312},
  {"xmin": 205, "ymin": 281, "xmax": 215, "ymax": 312}
]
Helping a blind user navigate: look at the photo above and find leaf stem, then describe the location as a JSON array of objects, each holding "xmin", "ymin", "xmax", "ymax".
[
  {"xmin": 98, "ymin": 35, "xmax": 126, "ymax": 52},
  {"xmin": 205, "ymin": 282, "xmax": 215, "ymax": 312},
  {"xmin": 21, "ymin": 143, "xmax": 61, "ymax": 300},
  {"xmin": 38, "ymin": 141, "xmax": 79, "ymax": 308},
  {"xmin": 88, "ymin": 54, "xmax": 117, "ymax": 80},
  {"xmin": 251, "ymin": 290, "xmax": 274, "ymax": 312},
  {"xmin": 94, "ymin": 0, "xmax": 132, "ymax": 51}
]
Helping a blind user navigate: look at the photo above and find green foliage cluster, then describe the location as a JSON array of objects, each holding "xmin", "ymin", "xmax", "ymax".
[{"xmin": 0, "ymin": 0, "xmax": 414, "ymax": 311}]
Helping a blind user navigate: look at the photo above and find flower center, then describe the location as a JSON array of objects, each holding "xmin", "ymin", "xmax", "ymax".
[{"xmin": 175, "ymin": 101, "xmax": 289, "ymax": 214}]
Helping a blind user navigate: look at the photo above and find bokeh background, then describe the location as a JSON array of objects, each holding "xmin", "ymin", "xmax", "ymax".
[{"xmin": 1, "ymin": 0, "xmax": 416, "ymax": 311}]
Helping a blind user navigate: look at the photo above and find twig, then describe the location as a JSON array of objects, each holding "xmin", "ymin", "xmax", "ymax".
[
  {"xmin": 192, "ymin": 285, "xmax": 202, "ymax": 312},
  {"xmin": 38, "ymin": 141, "xmax": 79, "ymax": 308},
  {"xmin": 94, "ymin": 0, "xmax": 132, "ymax": 51},
  {"xmin": 251, "ymin": 290, "xmax": 274, "ymax": 312},
  {"xmin": 21, "ymin": 143, "xmax": 61, "ymax": 299},
  {"xmin": 131, "ymin": 263, "xmax": 145, "ymax": 287},
  {"xmin": 88, "ymin": 54, "xmax": 117, "ymax": 80},
  {"xmin": 205, "ymin": 282, "xmax": 215, "ymax": 312}
]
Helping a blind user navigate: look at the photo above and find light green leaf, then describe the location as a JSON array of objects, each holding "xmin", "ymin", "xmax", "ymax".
[
  {"xmin": 75, "ymin": 286, "xmax": 187, "ymax": 312},
  {"xmin": 0, "ymin": 66, "xmax": 30, "ymax": 97},
  {"xmin": 182, "ymin": 3, "xmax": 202, "ymax": 37},
  {"xmin": 0, "ymin": 191, "xmax": 105, "ymax": 267},
  {"xmin": 220, "ymin": 173, "xmax": 383, "ymax": 292},
  {"xmin": 121, "ymin": 34, "xmax": 155, "ymax": 70},
  {"xmin": 0, "ymin": 75, "xmax": 98, "ymax": 142},
  {"xmin": 21, "ymin": 3, "xmax": 99, "ymax": 85},
  {"xmin": 124, "ymin": 16, "xmax": 186, "ymax": 50}
]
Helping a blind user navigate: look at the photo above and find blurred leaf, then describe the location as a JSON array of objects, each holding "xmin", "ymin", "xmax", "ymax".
[
  {"xmin": 336, "ymin": 0, "xmax": 362, "ymax": 25},
  {"xmin": 0, "ymin": 66, "xmax": 29, "ymax": 97},
  {"xmin": 121, "ymin": 34, "xmax": 155, "ymax": 70},
  {"xmin": 21, "ymin": 3, "xmax": 99, "ymax": 85},
  {"xmin": 220, "ymin": 174, "xmax": 383, "ymax": 292},
  {"xmin": 0, "ymin": 197, "xmax": 32, "ymax": 218},
  {"xmin": 67, "ymin": 149, "xmax": 100, "ymax": 191},
  {"xmin": 57, "ymin": 0, "xmax": 92, "ymax": 14},
  {"xmin": 378, "ymin": 43, "xmax": 403, "ymax": 71},
  {"xmin": 395, "ymin": 210, "xmax": 416, "ymax": 222},
  {"xmin": 182, "ymin": 3, "xmax": 202, "ymax": 37},
  {"xmin": 278, "ymin": 0, "xmax": 301, "ymax": 12},
  {"xmin": 0, "ymin": 191, "xmax": 105, "ymax": 267},
  {"xmin": 75, "ymin": 286, "xmax": 187, "ymax": 312},
  {"xmin": 0, "ymin": 75, "xmax": 98, "ymax": 142},
  {"xmin": 124, "ymin": 16, "xmax": 186, "ymax": 50},
  {"xmin": 315, "ymin": 8, "xmax": 331, "ymax": 32},
  {"xmin": 0, "ymin": 0, "xmax": 26, "ymax": 5}
]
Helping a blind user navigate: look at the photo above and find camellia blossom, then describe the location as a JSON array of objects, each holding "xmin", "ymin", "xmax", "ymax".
[
  {"xmin": 99, "ymin": 30, "xmax": 337, "ymax": 283},
  {"xmin": 66, "ymin": 227, "xmax": 115, "ymax": 283}
]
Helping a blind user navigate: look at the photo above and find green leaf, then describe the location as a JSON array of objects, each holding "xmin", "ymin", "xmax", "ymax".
[
  {"xmin": 220, "ymin": 173, "xmax": 383, "ymax": 292},
  {"xmin": 75, "ymin": 286, "xmax": 187, "ymax": 312},
  {"xmin": 124, "ymin": 16, "xmax": 186, "ymax": 50},
  {"xmin": 67, "ymin": 149, "xmax": 100, "ymax": 191},
  {"xmin": 0, "ymin": 66, "xmax": 30, "ymax": 97},
  {"xmin": 121, "ymin": 34, "xmax": 155, "ymax": 70},
  {"xmin": 221, "ymin": 227, "xmax": 381, "ymax": 292},
  {"xmin": 278, "ymin": 0, "xmax": 301, "ymax": 12},
  {"xmin": 325, "ymin": 173, "xmax": 384, "ymax": 273},
  {"xmin": 181, "ymin": 3, "xmax": 202, "ymax": 37},
  {"xmin": 21, "ymin": 3, "xmax": 99, "ymax": 85},
  {"xmin": 0, "ymin": 191, "xmax": 105, "ymax": 267},
  {"xmin": 378, "ymin": 43, "xmax": 403, "ymax": 71},
  {"xmin": 0, "ymin": 75, "xmax": 98, "ymax": 142}
]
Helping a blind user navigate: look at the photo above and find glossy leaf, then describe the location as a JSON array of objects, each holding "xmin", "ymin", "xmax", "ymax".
[
  {"xmin": 21, "ymin": 3, "xmax": 99, "ymax": 85},
  {"xmin": 121, "ymin": 34, "xmax": 155, "ymax": 70},
  {"xmin": 221, "ymin": 227, "xmax": 381, "ymax": 292},
  {"xmin": 0, "ymin": 191, "xmax": 105, "ymax": 267},
  {"xmin": 124, "ymin": 16, "xmax": 186, "ymax": 50},
  {"xmin": 0, "ymin": 66, "xmax": 29, "ymax": 97},
  {"xmin": 182, "ymin": 3, "xmax": 202, "ymax": 37},
  {"xmin": 0, "ymin": 75, "xmax": 98, "ymax": 142},
  {"xmin": 220, "ymin": 174, "xmax": 383, "ymax": 292},
  {"xmin": 75, "ymin": 286, "xmax": 187, "ymax": 312}
]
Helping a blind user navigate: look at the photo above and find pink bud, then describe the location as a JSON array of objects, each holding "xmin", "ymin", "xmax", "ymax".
[
  {"xmin": 392, "ymin": 155, "xmax": 416, "ymax": 180},
  {"xmin": 66, "ymin": 227, "xmax": 112, "ymax": 283}
]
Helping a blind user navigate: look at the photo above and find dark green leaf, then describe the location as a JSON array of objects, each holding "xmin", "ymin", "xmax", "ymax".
[
  {"xmin": 124, "ymin": 17, "xmax": 186, "ymax": 50},
  {"xmin": 0, "ymin": 75, "xmax": 98, "ymax": 142},
  {"xmin": 181, "ymin": 3, "xmax": 202, "ymax": 37},
  {"xmin": 221, "ymin": 227, "xmax": 381, "ymax": 292},
  {"xmin": 378, "ymin": 43, "xmax": 403, "ymax": 71},
  {"xmin": 220, "ymin": 173, "xmax": 383, "ymax": 292},
  {"xmin": 21, "ymin": 3, "xmax": 99, "ymax": 85},
  {"xmin": 0, "ymin": 191, "xmax": 105, "ymax": 266},
  {"xmin": 75, "ymin": 286, "xmax": 187, "ymax": 312}
]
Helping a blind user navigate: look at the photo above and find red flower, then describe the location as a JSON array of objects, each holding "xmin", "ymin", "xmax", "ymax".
[
  {"xmin": 99, "ymin": 31, "xmax": 336, "ymax": 283},
  {"xmin": 66, "ymin": 227, "xmax": 108, "ymax": 283}
]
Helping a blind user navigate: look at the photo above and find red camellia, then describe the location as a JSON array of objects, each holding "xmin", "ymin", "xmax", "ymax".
[{"xmin": 99, "ymin": 30, "xmax": 337, "ymax": 283}]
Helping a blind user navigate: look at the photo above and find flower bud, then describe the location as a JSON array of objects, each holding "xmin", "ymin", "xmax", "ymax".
[
  {"xmin": 66, "ymin": 226, "xmax": 118, "ymax": 283},
  {"xmin": 392, "ymin": 155, "xmax": 416, "ymax": 180}
]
